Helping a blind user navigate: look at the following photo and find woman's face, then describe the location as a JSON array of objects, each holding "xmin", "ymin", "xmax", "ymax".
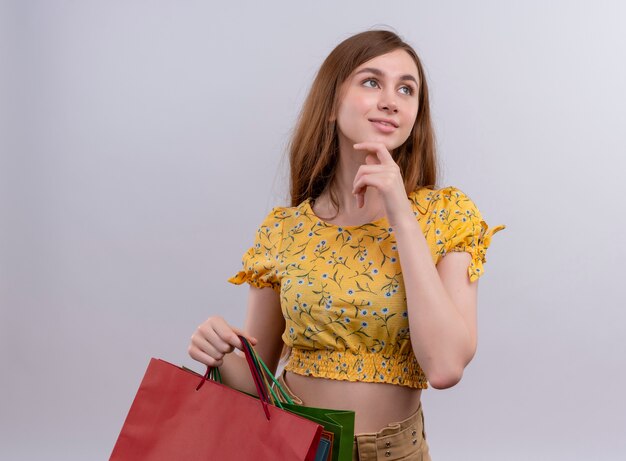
[{"xmin": 335, "ymin": 49, "xmax": 420, "ymax": 152}]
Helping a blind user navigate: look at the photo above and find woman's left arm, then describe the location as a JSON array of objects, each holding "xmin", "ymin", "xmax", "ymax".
[
  {"xmin": 393, "ymin": 220, "xmax": 477, "ymax": 389},
  {"xmin": 352, "ymin": 141, "xmax": 478, "ymax": 389}
]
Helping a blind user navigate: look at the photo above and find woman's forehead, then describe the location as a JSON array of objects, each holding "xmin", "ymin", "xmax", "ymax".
[{"xmin": 353, "ymin": 49, "xmax": 419, "ymax": 82}]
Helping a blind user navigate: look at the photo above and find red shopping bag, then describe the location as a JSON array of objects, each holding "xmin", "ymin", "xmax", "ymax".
[{"xmin": 110, "ymin": 351, "xmax": 323, "ymax": 460}]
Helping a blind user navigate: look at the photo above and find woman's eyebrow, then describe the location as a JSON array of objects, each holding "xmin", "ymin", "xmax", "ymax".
[{"xmin": 354, "ymin": 67, "xmax": 419, "ymax": 85}]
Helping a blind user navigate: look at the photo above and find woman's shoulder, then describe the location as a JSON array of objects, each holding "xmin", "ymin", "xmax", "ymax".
[
  {"xmin": 408, "ymin": 185, "xmax": 472, "ymax": 215},
  {"xmin": 409, "ymin": 184, "xmax": 470, "ymax": 199},
  {"xmin": 257, "ymin": 201, "xmax": 307, "ymax": 227}
]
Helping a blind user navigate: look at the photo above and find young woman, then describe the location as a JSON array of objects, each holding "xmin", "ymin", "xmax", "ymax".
[{"xmin": 189, "ymin": 30, "xmax": 504, "ymax": 460}]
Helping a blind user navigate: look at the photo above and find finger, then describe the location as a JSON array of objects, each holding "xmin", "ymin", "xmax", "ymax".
[
  {"xmin": 353, "ymin": 142, "xmax": 394, "ymax": 165},
  {"xmin": 189, "ymin": 331, "xmax": 228, "ymax": 365},
  {"xmin": 188, "ymin": 345, "xmax": 224, "ymax": 368},
  {"xmin": 213, "ymin": 322, "xmax": 258, "ymax": 351},
  {"xmin": 356, "ymin": 191, "xmax": 364, "ymax": 208},
  {"xmin": 354, "ymin": 176, "xmax": 394, "ymax": 206},
  {"xmin": 365, "ymin": 153, "xmax": 379, "ymax": 165},
  {"xmin": 199, "ymin": 322, "xmax": 238, "ymax": 355},
  {"xmin": 352, "ymin": 179, "xmax": 367, "ymax": 206},
  {"xmin": 353, "ymin": 175, "xmax": 375, "ymax": 197},
  {"xmin": 193, "ymin": 328, "xmax": 233, "ymax": 356},
  {"xmin": 353, "ymin": 185, "xmax": 367, "ymax": 201},
  {"xmin": 353, "ymin": 164, "xmax": 382, "ymax": 192},
  {"xmin": 193, "ymin": 336, "xmax": 229, "ymax": 360},
  {"xmin": 231, "ymin": 325, "xmax": 258, "ymax": 347},
  {"xmin": 354, "ymin": 177, "xmax": 370, "ymax": 208},
  {"xmin": 210, "ymin": 321, "xmax": 246, "ymax": 351}
]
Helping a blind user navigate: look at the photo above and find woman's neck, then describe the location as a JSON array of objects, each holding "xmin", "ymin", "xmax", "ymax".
[{"xmin": 315, "ymin": 141, "xmax": 385, "ymax": 220}]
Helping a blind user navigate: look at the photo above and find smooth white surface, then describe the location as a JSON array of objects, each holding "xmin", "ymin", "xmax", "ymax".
[{"xmin": 1, "ymin": 1, "xmax": 625, "ymax": 459}]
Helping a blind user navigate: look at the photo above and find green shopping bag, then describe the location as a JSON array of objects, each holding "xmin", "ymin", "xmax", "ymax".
[
  {"xmin": 280, "ymin": 402, "xmax": 355, "ymax": 461},
  {"xmin": 240, "ymin": 339, "xmax": 355, "ymax": 461}
]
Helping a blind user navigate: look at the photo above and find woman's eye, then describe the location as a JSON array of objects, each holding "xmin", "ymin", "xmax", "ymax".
[
  {"xmin": 399, "ymin": 86, "xmax": 413, "ymax": 95},
  {"xmin": 363, "ymin": 78, "xmax": 379, "ymax": 89}
]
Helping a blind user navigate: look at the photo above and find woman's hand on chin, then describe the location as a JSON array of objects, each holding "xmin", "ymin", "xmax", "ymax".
[{"xmin": 352, "ymin": 141, "xmax": 414, "ymax": 227}]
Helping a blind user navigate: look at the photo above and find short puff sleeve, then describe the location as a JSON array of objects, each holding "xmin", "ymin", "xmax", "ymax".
[
  {"xmin": 227, "ymin": 207, "xmax": 285, "ymax": 293},
  {"xmin": 437, "ymin": 187, "xmax": 505, "ymax": 282}
]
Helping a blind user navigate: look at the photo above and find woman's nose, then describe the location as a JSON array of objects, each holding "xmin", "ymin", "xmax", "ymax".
[{"xmin": 378, "ymin": 91, "xmax": 398, "ymax": 113}]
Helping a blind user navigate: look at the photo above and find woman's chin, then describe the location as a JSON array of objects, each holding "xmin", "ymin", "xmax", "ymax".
[
  {"xmin": 340, "ymin": 132, "xmax": 405, "ymax": 153},
  {"xmin": 366, "ymin": 135, "xmax": 399, "ymax": 151},
  {"xmin": 372, "ymin": 133, "xmax": 409, "ymax": 152}
]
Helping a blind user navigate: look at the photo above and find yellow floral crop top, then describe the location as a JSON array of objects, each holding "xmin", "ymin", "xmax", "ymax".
[{"xmin": 228, "ymin": 186, "xmax": 505, "ymax": 389}]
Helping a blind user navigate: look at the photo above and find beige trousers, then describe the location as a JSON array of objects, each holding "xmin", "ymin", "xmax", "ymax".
[{"xmin": 277, "ymin": 371, "xmax": 432, "ymax": 461}]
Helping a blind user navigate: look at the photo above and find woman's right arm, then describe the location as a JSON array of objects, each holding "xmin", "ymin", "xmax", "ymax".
[{"xmin": 188, "ymin": 285, "xmax": 285, "ymax": 396}]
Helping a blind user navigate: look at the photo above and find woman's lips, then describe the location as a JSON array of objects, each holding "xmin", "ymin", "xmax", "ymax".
[{"xmin": 370, "ymin": 119, "xmax": 398, "ymax": 133}]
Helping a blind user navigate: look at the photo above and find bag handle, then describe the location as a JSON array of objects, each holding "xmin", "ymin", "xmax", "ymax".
[
  {"xmin": 214, "ymin": 339, "xmax": 295, "ymax": 407},
  {"xmin": 239, "ymin": 337, "xmax": 295, "ymax": 407},
  {"xmin": 240, "ymin": 336, "xmax": 272, "ymax": 416},
  {"xmin": 196, "ymin": 335, "xmax": 272, "ymax": 420}
]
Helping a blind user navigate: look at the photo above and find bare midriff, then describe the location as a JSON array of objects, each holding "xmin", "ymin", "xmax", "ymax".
[{"xmin": 284, "ymin": 370, "xmax": 422, "ymax": 434}]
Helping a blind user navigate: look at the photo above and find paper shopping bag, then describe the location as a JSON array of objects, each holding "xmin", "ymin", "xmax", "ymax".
[{"xmin": 110, "ymin": 357, "xmax": 323, "ymax": 460}]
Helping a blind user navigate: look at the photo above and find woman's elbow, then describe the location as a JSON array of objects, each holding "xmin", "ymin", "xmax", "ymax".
[
  {"xmin": 420, "ymin": 341, "xmax": 476, "ymax": 389},
  {"xmin": 427, "ymin": 367, "xmax": 464, "ymax": 389}
]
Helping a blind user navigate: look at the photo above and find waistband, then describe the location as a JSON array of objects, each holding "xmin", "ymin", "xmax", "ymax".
[
  {"xmin": 285, "ymin": 347, "xmax": 428, "ymax": 389},
  {"xmin": 353, "ymin": 404, "xmax": 426, "ymax": 460}
]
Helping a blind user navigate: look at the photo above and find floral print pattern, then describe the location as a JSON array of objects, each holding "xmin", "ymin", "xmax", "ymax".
[{"xmin": 228, "ymin": 186, "xmax": 505, "ymax": 389}]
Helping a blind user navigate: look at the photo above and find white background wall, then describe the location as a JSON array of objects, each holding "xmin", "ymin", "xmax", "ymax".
[{"xmin": 1, "ymin": 1, "xmax": 625, "ymax": 459}]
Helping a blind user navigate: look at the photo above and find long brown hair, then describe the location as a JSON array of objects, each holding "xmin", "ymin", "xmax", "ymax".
[{"xmin": 288, "ymin": 29, "xmax": 438, "ymax": 210}]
